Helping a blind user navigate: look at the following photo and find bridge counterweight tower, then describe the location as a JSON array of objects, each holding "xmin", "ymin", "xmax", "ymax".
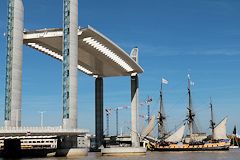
[
  {"xmin": 62, "ymin": 0, "xmax": 78, "ymax": 129},
  {"xmin": 130, "ymin": 48, "xmax": 140, "ymax": 147},
  {"xmin": 5, "ymin": 0, "xmax": 24, "ymax": 127}
]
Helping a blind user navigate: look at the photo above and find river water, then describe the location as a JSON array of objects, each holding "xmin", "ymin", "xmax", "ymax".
[{"xmin": 2, "ymin": 149, "xmax": 239, "ymax": 160}]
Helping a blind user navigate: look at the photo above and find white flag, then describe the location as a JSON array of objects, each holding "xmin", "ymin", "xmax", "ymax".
[
  {"xmin": 162, "ymin": 78, "xmax": 168, "ymax": 84},
  {"xmin": 190, "ymin": 81, "xmax": 194, "ymax": 86}
]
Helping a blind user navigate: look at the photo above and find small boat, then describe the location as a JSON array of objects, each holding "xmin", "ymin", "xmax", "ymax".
[{"xmin": 144, "ymin": 75, "xmax": 230, "ymax": 151}]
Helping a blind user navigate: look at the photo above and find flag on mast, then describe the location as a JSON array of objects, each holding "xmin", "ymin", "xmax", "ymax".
[
  {"xmin": 162, "ymin": 78, "xmax": 168, "ymax": 84},
  {"xmin": 190, "ymin": 81, "xmax": 195, "ymax": 86},
  {"xmin": 188, "ymin": 74, "xmax": 194, "ymax": 86}
]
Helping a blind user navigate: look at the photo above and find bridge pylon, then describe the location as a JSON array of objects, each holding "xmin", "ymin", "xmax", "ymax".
[{"xmin": 5, "ymin": 0, "xmax": 24, "ymax": 127}]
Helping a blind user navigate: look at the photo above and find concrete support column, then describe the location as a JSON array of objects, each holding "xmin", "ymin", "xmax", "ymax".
[
  {"xmin": 5, "ymin": 0, "xmax": 24, "ymax": 127},
  {"xmin": 131, "ymin": 75, "xmax": 140, "ymax": 147},
  {"xmin": 95, "ymin": 77, "xmax": 104, "ymax": 149},
  {"xmin": 62, "ymin": 0, "xmax": 78, "ymax": 129}
]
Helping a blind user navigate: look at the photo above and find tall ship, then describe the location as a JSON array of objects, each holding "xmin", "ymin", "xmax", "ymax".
[{"xmin": 144, "ymin": 75, "xmax": 230, "ymax": 151}]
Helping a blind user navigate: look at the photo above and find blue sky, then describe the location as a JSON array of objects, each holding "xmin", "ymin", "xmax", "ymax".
[{"xmin": 1, "ymin": 0, "xmax": 240, "ymax": 136}]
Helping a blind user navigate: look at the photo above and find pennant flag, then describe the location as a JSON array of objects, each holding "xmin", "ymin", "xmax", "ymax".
[
  {"xmin": 162, "ymin": 78, "xmax": 168, "ymax": 84},
  {"xmin": 188, "ymin": 74, "xmax": 194, "ymax": 85}
]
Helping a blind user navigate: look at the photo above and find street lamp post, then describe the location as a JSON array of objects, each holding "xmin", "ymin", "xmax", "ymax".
[{"xmin": 39, "ymin": 111, "xmax": 45, "ymax": 127}]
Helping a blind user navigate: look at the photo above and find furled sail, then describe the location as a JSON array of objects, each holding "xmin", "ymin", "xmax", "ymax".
[
  {"xmin": 141, "ymin": 115, "xmax": 155, "ymax": 137},
  {"xmin": 165, "ymin": 125, "xmax": 185, "ymax": 143},
  {"xmin": 213, "ymin": 117, "xmax": 228, "ymax": 140}
]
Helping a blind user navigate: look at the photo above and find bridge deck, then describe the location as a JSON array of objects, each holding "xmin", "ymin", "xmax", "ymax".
[{"xmin": 0, "ymin": 127, "xmax": 89, "ymax": 136}]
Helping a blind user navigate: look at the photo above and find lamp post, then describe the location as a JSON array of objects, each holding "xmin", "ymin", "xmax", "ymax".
[{"xmin": 38, "ymin": 111, "xmax": 45, "ymax": 127}]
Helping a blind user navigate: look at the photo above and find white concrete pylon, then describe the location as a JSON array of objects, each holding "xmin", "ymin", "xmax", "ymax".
[
  {"xmin": 62, "ymin": 0, "xmax": 78, "ymax": 129},
  {"xmin": 5, "ymin": 0, "xmax": 24, "ymax": 127},
  {"xmin": 131, "ymin": 75, "xmax": 140, "ymax": 147},
  {"xmin": 130, "ymin": 47, "xmax": 140, "ymax": 147}
]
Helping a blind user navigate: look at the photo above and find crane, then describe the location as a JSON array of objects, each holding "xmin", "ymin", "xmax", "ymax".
[
  {"xmin": 105, "ymin": 105, "xmax": 130, "ymax": 136},
  {"xmin": 140, "ymin": 96, "xmax": 153, "ymax": 124},
  {"xmin": 105, "ymin": 97, "xmax": 153, "ymax": 136},
  {"xmin": 105, "ymin": 108, "xmax": 112, "ymax": 136},
  {"xmin": 146, "ymin": 96, "xmax": 153, "ymax": 124},
  {"xmin": 115, "ymin": 105, "xmax": 130, "ymax": 136}
]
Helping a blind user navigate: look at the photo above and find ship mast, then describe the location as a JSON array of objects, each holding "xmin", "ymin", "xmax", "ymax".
[
  {"xmin": 233, "ymin": 125, "xmax": 237, "ymax": 135},
  {"xmin": 209, "ymin": 98, "xmax": 215, "ymax": 139},
  {"xmin": 158, "ymin": 81, "xmax": 166, "ymax": 140},
  {"xmin": 187, "ymin": 74, "xmax": 195, "ymax": 139}
]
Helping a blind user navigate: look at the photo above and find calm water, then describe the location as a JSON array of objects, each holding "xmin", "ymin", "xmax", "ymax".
[{"xmin": 1, "ymin": 150, "xmax": 240, "ymax": 160}]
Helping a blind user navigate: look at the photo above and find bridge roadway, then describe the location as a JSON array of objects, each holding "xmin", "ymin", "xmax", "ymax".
[{"xmin": 0, "ymin": 126, "xmax": 89, "ymax": 137}]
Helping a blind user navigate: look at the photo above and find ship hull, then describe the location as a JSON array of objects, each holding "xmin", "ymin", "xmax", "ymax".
[
  {"xmin": 153, "ymin": 146, "xmax": 229, "ymax": 151},
  {"xmin": 147, "ymin": 142, "xmax": 230, "ymax": 151}
]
